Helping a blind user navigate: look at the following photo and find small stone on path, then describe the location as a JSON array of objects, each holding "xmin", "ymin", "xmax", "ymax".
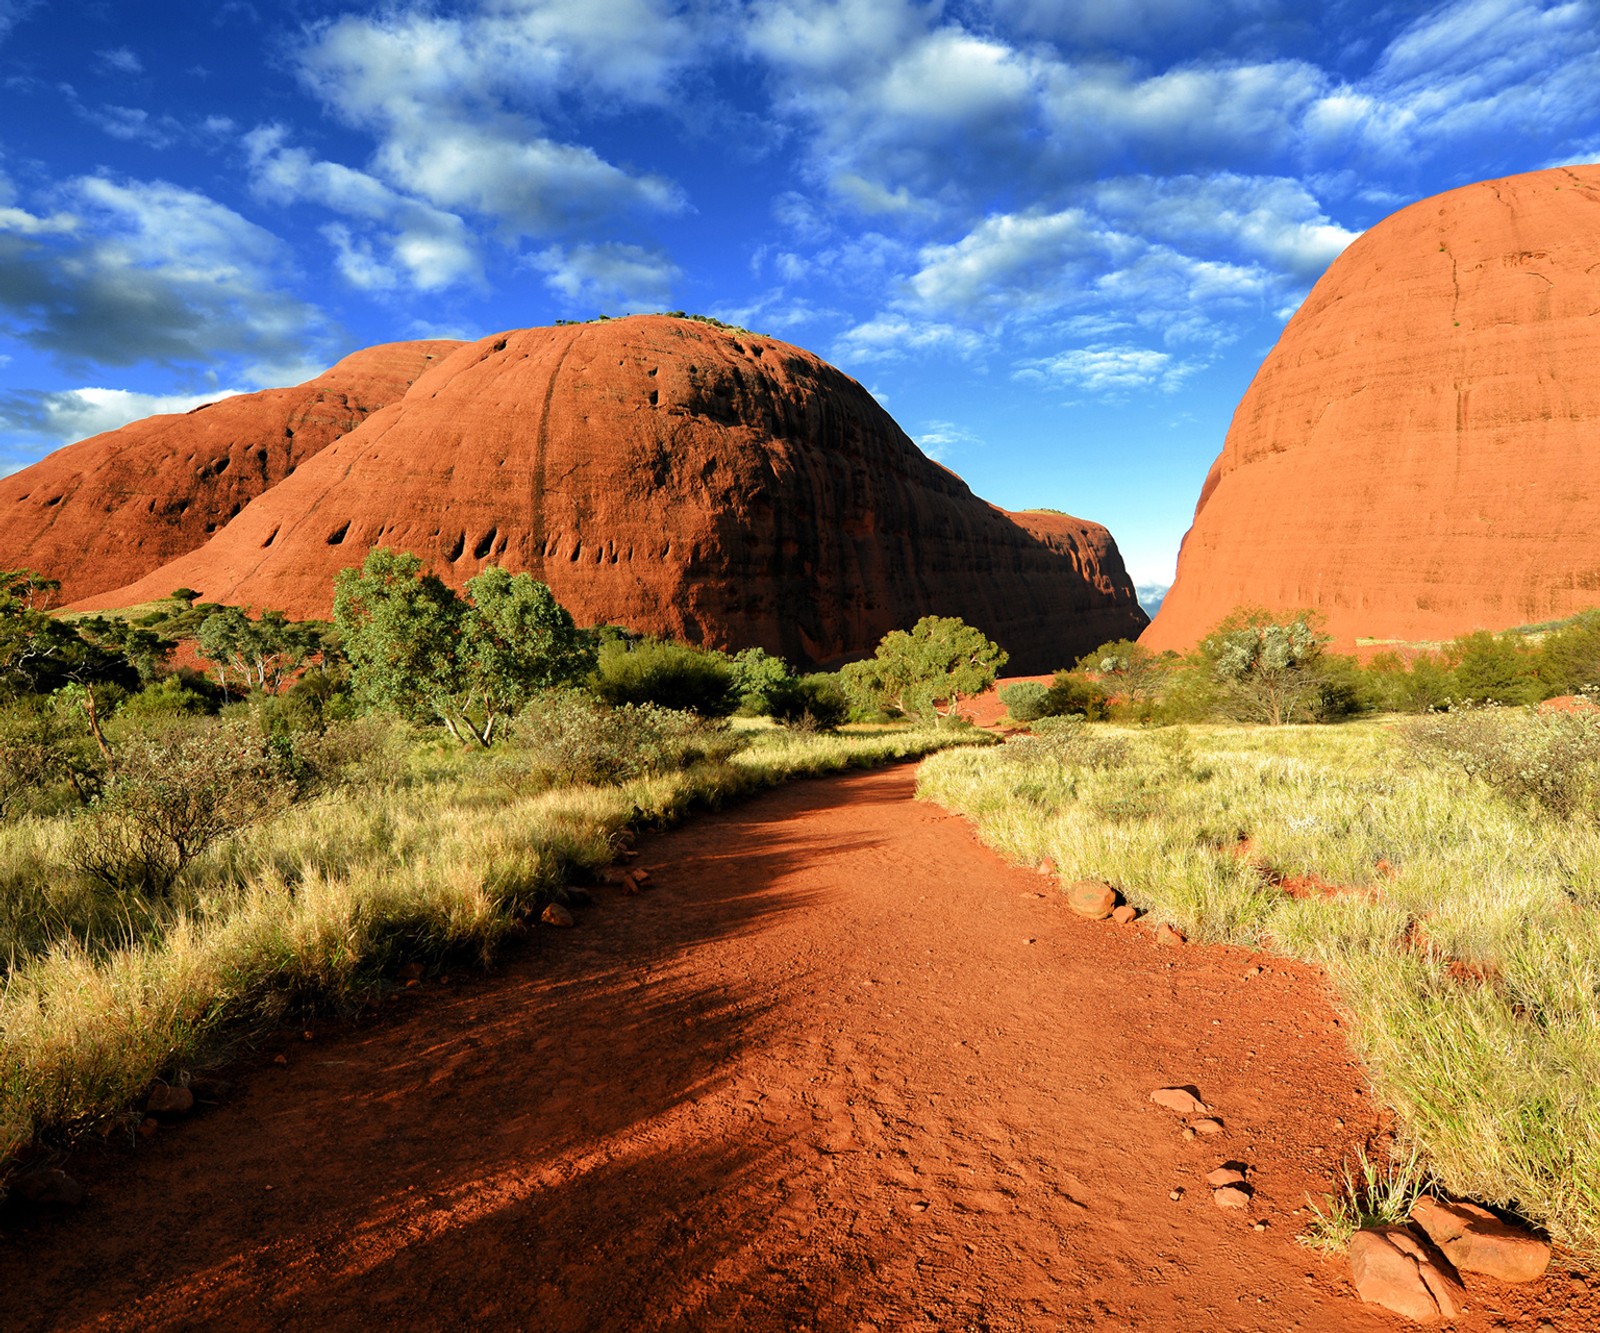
[
  {"xmin": 1214, "ymin": 1185, "xmax": 1252, "ymax": 1209},
  {"xmin": 541, "ymin": 903, "xmax": 575, "ymax": 928},
  {"xmin": 1155, "ymin": 923, "xmax": 1187, "ymax": 947},
  {"xmin": 1150, "ymin": 1086, "xmax": 1208, "ymax": 1115},
  {"xmin": 1111, "ymin": 905, "xmax": 1139, "ymax": 924},
  {"xmin": 146, "ymin": 1085, "xmax": 194, "ymax": 1118},
  {"xmin": 1206, "ymin": 1166, "xmax": 1247, "ymax": 1188},
  {"xmin": 11, "ymin": 1169, "xmax": 84, "ymax": 1208},
  {"xmin": 1066, "ymin": 879, "xmax": 1118, "ymax": 919},
  {"xmin": 1192, "ymin": 1118, "xmax": 1224, "ymax": 1135}
]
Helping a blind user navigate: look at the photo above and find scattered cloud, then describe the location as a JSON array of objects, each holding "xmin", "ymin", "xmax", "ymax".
[
  {"xmin": 245, "ymin": 125, "xmax": 480, "ymax": 291},
  {"xmin": 1017, "ymin": 345, "xmax": 1204, "ymax": 396},
  {"xmin": 529, "ymin": 242, "xmax": 680, "ymax": 311},
  {"xmin": 0, "ymin": 174, "xmax": 325, "ymax": 375},
  {"xmin": 0, "ymin": 384, "xmax": 247, "ymax": 455},
  {"xmin": 94, "ymin": 47, "xmax": 142, "ymax": 75},
  {"xmin": 913, "ymin": 419, "xmax": 983, "ymax": 463},
  {"xmin": 833, "ymin": 314, "xmax": 987, "ymax": 365}
]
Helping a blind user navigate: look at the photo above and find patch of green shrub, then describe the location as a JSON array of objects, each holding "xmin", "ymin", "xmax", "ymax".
[
  {"xmin": 593, "ymin": 638, "xmax": 739, "ymax": 716},
  {"xmin": 513, "ymin": 691, "xmax": 745, "ymax": 784},
  {"xmin": 999, "ymin": 680, "xmax": 1050, "ymax": 722}
]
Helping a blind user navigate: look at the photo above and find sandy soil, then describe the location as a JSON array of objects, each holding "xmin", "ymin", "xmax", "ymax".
[{"xmin": 2, "ymin": 763, "xmax": 1594, "ymax": 1330}]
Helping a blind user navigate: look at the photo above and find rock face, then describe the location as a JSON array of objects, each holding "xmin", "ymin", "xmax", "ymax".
[
  {"xmin": 75, "ymin": 316, "xmax": 1146, "ymax": 671},
  {"xmin": 0, "ymin": 341, "xmax": 458, "ymax": 603},
  {"xmin": 1145, "ymin": 165, "xmax": 1600, "ymax": 652}
]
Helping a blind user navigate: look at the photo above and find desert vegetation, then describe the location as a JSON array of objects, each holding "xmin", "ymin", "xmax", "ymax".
[
  {"xmin": 919, "ymin": 705, "xmax": 1600, "ymax": 1255},
  {"xmin": 0, "ymin": 555, "xmax": 1001, "ymax": 1195},
  {"xmin": 1000, "ymin": 606, "xmax": 1600, "ymax": 730}
]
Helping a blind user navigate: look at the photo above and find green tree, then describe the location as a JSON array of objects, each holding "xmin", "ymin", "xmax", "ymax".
[
  {"xmin": 1074, "ymin": 638, "xmax": 1168, "ymax": 705},
  {"xmin": 593, "ymin": 637, "xmax": 739, "ymax": 716},
  {"xmin": 456, "ymin": 565, "xmax": 596, "ymax": 741},
  {"xmin": 1203, "ymin": 610, "xmax": 1328, "ymax": 725},
  {"xmin": 1446, "ymin": 630, "xmax": 1540, "ymax": 707},
  {"xmin": 729, "ymin": 646, "xmax": 793, "ymax": 714},
  {"xmin": 333, "ymin": 549, "xmax": 592, "ymax": 744},
  {"xmin": 841, "ymin": 616, "xmax": 1008, "ymax": 725}
]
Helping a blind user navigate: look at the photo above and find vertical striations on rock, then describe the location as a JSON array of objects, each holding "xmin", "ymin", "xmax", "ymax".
[
  {"xmin": 69, "ymin": 316, "xmax": 1145, "ymax": 670},
  {"xmin": 0, "ymin": 340, "xmax": 460, "ymax": 602},
  {"xmin": 1144, "ymin": 165, "xmax": 1600, "ymax": 653}
]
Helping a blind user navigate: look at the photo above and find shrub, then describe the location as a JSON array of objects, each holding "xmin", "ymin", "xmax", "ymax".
[
  {"xmin": 840, "ymin": 616, "xmax": 1007, "ymax": 725},
  {"xmin": 69, "ymin": 720, "xmax": 297, "ymax": 897},
  {"xmin": 514, "ymin": 692, "xmax": 746, "ymax": 784},
  {"xmin": 1203, "ymin": 610, "xmax": 1328, "ymax": 725},
  {"xmin": 766, "ymin": 673, "xmax": 850, "ymax": 730},
  {"xmin": 0, "ymin": 700, "xmax": 102, "ymax": 817},
  {"xmin": 999, "ymin": 681, "xmax": 1050, "ymax": 722},
  {"xmin": 1041, "ymin": 671, "xmax": 1110, "ymax": 720},
  {"xmin": 1022, "ymin": 715, "xmax": 1130, "ymax": 769},
  {"xmin": 593, "ymin": 638, "xmax": 739, "ymax": 716},
  {"xmin": 729, "ymin": 646, "xmax": 793, "ymax": 715},
  {"xmin": 1401, "ymin": 705, "xmax": 1600, "ymax": 819}
]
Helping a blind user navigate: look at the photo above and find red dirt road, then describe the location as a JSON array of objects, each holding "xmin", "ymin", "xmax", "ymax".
[{"xmin": 2, "ymin": 764, "xmax": 1593, "ymax": 1330}]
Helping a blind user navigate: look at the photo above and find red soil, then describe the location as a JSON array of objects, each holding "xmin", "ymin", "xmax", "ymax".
[{"xmin": 2, "ymin": 765, "xmax": 1593, "ymax": 1330}]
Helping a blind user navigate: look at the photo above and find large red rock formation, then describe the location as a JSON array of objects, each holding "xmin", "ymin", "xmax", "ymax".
[
  {"xmin": 0, "ymin": 340, "xmax": 459, "ymax": 602},
  {"xmin": 1144, "ymin": 165, "xmax": 1600, "ymax": 653},
  {"xmin": 75, "ymin": 316, "xmax": 1145, "ymax": 670}
]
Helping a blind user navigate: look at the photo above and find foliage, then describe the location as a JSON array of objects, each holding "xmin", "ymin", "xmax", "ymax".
[
  {"xmin": 765, "ymin": 672, "xmax": 850, "ymax": 730},
  {"xmin": 1203, "ymin": 609, "xmax": 1329, "ymax": 725},
  {"xmin": 729, "ymin": 646, "xmax": 793, "ymax": 715},
  {"xmin": 1401, "ymin": 705, "xmax": 1600, "ymax": 819},
  {"xmin": 512, "ymin": 692, "xmax": 745, "ymax": 785},
  {"xmin": 593, "ymin": 637, "xmax": 739, "ymax": 716},
  {"xmin": 333, "ymin": 549, "xmax": 594, "ymax": 743},
  {"xmin": 0, "ymin": 699, "xmax": 102, "ymax": 817},
  {"xmin": 1445, "ymin": 630, "xmax": 1541, "ymax": 707},
  {"xmin": 1074, "ymin": 638, "xmax": 1169, "ymax": 705},
  {"xmin": 1537, "ymin": 610, "xmax": 1600, "ymax": 698},
  {"xmin": 840, "ymin": 616, "xmax": 1008, "ymax": 725},
  {"xmin": 197, "ymin": 607, "xmax": 327, "ymax": 698},
  {"xmin": 999, "ymin": 680, "xmax": 1050, "ymax": 722},
  {"xmin": 1041, "ymin": 670, "xmax": 1111, "ymax": 720},
  {"xmin": 70, "ymin": 720, "xmax": 297, "ymax": 898}
]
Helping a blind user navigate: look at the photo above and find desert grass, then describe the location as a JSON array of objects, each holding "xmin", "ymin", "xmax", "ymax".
[
  {"xmin": 0, "ymin": 721, "xmax": 986, "ymax": 1186},
  {"xmin": 917, "ymin": 718, "xmax": 1600, "ymax": 1255}
]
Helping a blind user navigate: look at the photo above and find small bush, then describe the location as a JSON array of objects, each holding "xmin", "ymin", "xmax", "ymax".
[
  {"xmin": 999, "ymin": 680, "xmax": 1050, "ymax": 722},
  {"xmin": 1041, "ymin": 671, "xmax": 1110, "ymax": 721},
  {"xmin": 1401, "ymin": 705, "xmax": 1600, "ymax": 819},
  {"xmin": 70, "ymin": 720, "xmax": 297, "ymax": 897},
  {"xmin": 767, "ymin": 673, "xmax": 850, "ymax": 730},
  {"xmin": 0, "ymin": 700, "xmax": 102, "ymax": 817},
  {"xmin": 514, "ymin": 692, "xmax": 746, "ymax": 785},
  {"xmin": 1011, "ymin": 715, "xmax": 1130, "ymax": 770},
  {"xmin": 593, "ymin": 639, "xmax": 739, "ymax": 716}
]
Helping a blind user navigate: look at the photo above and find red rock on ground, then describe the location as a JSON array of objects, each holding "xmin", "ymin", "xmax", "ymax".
[
  {"xmin": 74, "ymin": 316, "xmax": 1146, "ymax": 671},
  {"xmin": 1066, "ymin": 878, "xmax": 1119, "ymax": 919},
  {"xmin": 1349, "ymin": 1225, "xmax": 1467, "ymax": 1322},
  {"xmin": 1412, "ymin": 1196, "xmax": 1552, "ymax": 1284},
  {"xmin": 1145, "ymin": 165, "xmax": 1600, "ymax": 653},
  {"xmin": 0, "ymin": 340, "xmax": 457, "ymax": 602}
]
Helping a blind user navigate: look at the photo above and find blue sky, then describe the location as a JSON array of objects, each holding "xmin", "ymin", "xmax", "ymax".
[{"xmin": 0, "ymin": 1, "xmax": 1597, "ymax": 598}]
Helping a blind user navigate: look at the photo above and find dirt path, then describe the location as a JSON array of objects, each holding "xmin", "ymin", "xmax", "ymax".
[{"xmin": 3, "ymin": 764, "xmax": 1594, "ymax": 1330}]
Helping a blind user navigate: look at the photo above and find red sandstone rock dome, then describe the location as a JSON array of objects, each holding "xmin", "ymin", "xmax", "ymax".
[
  {"xmin": 67, "ymin": 316, "xmax": 1145, "ymax": 671},
  {"xmin": 0, "ymin": 340, "xmax": 458, "ymax": 603},
  {"xmin": 1144, "ymin": 164, "xmax": 1600, "ymax": 653}
]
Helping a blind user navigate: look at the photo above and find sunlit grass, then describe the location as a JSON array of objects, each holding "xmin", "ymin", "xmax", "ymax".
[
  {"xmin": 0, "ymin": 721, "xmax": 987, "ymax": 1184},
  {"xmin": 917, "ymin": 718, "xmax": 1600, "ymax": 1255}
]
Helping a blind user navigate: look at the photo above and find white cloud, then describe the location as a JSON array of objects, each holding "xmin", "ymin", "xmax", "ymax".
[
  {"xmin": 0, "ymin": 174, "xmax": 325, "ymax": 374},
  {"xmin": 294, "ymin": 4, "xmax": 691, "ymax": 237},
  {"xmin": 833, "ymin": 315, "xmax": 987, "ymax": 364},
  {"xmin": 0, "ymin": 385, "xmax": 247, "ymax": 452},
  {"xmin": 530, "ymin": 242, "xmax": 680, "ymax": 311},
  {"xmin": 95, "ymin": 47, "xmax": 142, "ymax": 74},
  {"xmin": 1089, "ymin": 174, "xmax": 1358, "ymax": 280},
  {"xmin": 245, "ymin": 126, "xmax": 480, "ymax": 291},
  {"xmin": 1017, "ymin": 345, "xmax": 1202, "ymax": 395},
  {"xmin": 913, "ymin": 419, "xmax": 983, "ymax": 463}
]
